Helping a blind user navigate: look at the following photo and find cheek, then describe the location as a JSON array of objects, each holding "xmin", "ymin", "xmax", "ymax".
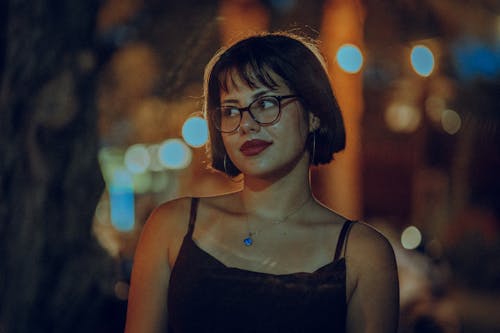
[
  {"xmin": 283, "ymin": 110, "xmax": 309, "ymax": 144},
  {"xmin": 221, "ymin": 135, "xmax": 229, "ymax": 151},
  {"xmin": 298, "ymin": 118, "xmax": 310, "ymax": 140},
  {"xmin": 221, "ymin": 134, "xmax": 238, "ymax": 156}
]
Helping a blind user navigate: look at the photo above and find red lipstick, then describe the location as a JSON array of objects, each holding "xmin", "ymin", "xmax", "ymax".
[{"xmin": 239, "ymin": 139, "xmax": 272, "ymax": 156}]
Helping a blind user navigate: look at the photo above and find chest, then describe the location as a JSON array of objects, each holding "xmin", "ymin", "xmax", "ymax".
[
  {"xmin": 168, "ymin": 236, "xmax": 347, "ymax": 333},
  {"xmin": 190, "ymin": 218, "xmax": 339, "ymax": 275}
]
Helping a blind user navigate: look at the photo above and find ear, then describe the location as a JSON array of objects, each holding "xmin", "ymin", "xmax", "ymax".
[{"xmin": 308, "ymin": 113, "xmax": 320, "ymax": 132}]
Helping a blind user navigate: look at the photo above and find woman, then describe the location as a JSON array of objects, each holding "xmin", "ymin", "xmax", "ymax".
[{"xmin": 125, "ymin": 32, "xmax": 399, "ymax": 333}]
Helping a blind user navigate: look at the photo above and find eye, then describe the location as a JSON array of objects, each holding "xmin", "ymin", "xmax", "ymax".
[
  {"xmin": 220, "ymin": 106, "xmax": 240, "ymax": 117},
  {"xmin": 254, "ymin": 97, "xmax": 278, "ymax": 110}
]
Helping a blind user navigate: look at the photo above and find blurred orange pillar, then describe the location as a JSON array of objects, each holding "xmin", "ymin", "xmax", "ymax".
[
  {"xmin": 218, "ymin": 0, "xmax": 270, "ymax": 45},
  {"xmin": 315, "ymin": 0, "xmax": 365, "ymax": 220}
]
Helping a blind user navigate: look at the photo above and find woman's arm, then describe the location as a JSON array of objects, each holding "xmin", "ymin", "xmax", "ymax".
[
  {"xmin": 124, "ymin": 199, "xmax": 188, "ymax": 333},
  {"xmin": 346, "ymin": 223, "xmax": 400, "ymax": 333}
]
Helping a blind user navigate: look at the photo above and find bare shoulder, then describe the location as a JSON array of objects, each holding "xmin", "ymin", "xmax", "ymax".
[
  {"xmin": 145, "ymin": 197, "xmax": 193, "ymax": 235},
  {"xmin": 349, "ymin": 222, "xmax": 394, "ymax": 253},
  {"xmin": 345, "ymin": 222, "xmax": 400, "ymax": 332},
  {"xmin": 135, "ymin": 197, "xmax": 193, "ymax": 261},
  {"xmin": 345, "ymin": 221, "xmax": 397, "ymax": 276},
  {"xmin": 125, "ymin": 197, "xmax": 194, "ymax": 333}
]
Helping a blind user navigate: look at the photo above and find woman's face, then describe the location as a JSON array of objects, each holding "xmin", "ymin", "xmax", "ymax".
[{"xmin": 219, "ymin": 69, "xmax": 312, "ymax": 179}]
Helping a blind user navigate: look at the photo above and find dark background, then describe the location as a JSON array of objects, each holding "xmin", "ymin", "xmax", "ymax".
[{"xmin": 1, "ymin": 0, "xmax": 498, "ymax": 332}]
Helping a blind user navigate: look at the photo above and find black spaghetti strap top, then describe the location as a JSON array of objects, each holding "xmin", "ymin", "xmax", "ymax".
[{"xmin": 168, "ymin": 198, "xmax": 354, "ymax": 333}]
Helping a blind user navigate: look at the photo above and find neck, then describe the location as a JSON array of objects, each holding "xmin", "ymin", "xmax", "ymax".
[{"xmin": 239, "ymin": 157, "xmax": 313, "ymax": 220}]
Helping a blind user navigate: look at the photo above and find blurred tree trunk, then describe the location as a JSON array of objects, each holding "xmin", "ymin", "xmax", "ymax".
[{"xmin": 0, "ymin": 1, "xmax": 118, "ymax": 332}]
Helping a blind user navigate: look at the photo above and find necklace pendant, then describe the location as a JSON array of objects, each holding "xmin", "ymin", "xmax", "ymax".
[{"xmin": 243, "ymin": 234, "xmax": 253, "ymax": 246}]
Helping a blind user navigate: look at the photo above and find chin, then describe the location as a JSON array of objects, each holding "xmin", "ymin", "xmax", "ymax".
[
  {"xmin": 232, "ymin": 148, "xmax": 309, "ymax": 179},
  {"xmin": 236, "ymin": 164, "xmax": 275, "ymax": 178},
  {"xmin": 239, "ymin": 160, "xmax": 302, "ymax": 181}
]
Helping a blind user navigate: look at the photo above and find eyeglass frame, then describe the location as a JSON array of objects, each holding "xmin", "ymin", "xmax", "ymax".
[{"xmin": 213, "ymin": 94, "xmax": 298, "ymax": 133}]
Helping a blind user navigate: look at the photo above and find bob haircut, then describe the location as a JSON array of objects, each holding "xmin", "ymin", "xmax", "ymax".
[{"xmin": 203, "ymin": 32, "xmax": 345, "ymax": 177}]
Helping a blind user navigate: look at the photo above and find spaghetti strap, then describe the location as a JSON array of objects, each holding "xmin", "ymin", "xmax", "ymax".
[
  {"xmin": 187, "ymin": 197, "xmax": 199, "ymax": 237},
  {"xmin": 333, "ymin": 220, "xmax": 355, "ymax": 261}
]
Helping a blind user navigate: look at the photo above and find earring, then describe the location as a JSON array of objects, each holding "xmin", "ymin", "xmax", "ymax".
[{"xmin": 311, "ymin": 131, "xmax": 316, "ymax": 164}]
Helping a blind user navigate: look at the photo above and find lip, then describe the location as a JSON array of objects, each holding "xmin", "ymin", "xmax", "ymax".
[{"xmin": 239, "ymin": 139, "xmax": 272, "ymax": 156}]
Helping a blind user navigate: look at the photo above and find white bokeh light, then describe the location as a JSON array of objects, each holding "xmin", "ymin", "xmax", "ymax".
[
  {"xmin": 146, "ymin": 144, "xmax": 164, "ymax": 171},
  {"xmin": 124, "ymin": 144, "xmax": 150, "ymax": 174},
  {"xmin": 425, "ymin": 96, "xmax": 446, "ymax": 124},
  {"xmin": 401, "ymin": 226, "xmax": 422, "ymax": 250},
  {"xmin": 385, "ymin": 103, "xmax": 421, "ymax": 133},
  {"xmin": 441, "ymin": 109, "xmax": 462, "ymax": 135}
]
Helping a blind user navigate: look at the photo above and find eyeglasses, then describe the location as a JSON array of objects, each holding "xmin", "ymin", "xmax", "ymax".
[{"xmin": 213, "ymin": 94, "xmax": 297, "ymax": 133}]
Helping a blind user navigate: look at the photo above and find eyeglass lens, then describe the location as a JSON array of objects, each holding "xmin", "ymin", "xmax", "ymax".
[{"xmin": 217, "ymin": 96, "xmax": 281, "ymax": 133}]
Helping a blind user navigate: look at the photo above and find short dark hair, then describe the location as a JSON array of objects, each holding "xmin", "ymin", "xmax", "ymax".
[{"xmin": 203, "ymin": 31, "xmax": 345, "ymax": 177}]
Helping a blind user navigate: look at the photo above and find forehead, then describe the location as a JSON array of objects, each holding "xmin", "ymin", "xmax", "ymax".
[{"xmin": 217, "ymin": 65, "xmax": 289, "ymax": 94}]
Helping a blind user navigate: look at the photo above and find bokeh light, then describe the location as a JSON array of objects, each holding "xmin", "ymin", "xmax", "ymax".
[
  {"xmin": 410, "ymin": 45, "xmax": 435, "ymax": 77},
  {"xmin": 114, "ymin": 281, "xmax": 130, "ymax": 301},
  {"xmin": 453, "ymin": 38, "xmax": 500, "ymax": 80},
  {"xmin": 132, "ymin": 172, "xmax": 153, "ymax": 194},
  {"xmin": 336, "ymin": 44, "xmax": 363, "ymax": 73},
  {"xmin": 109, "ymin": 169, "xmax": 135, "ymax": 231},
  {"xmin": 98, "ymin": 147, "xmax": 124, "ymax": 185},
  {"xmin": 146, "ymin": 144, "xmax": 164, "ymax": 171},
  {"xmin": 385, "ymin": 103, "xmax": 421, "ymax": 133},
  {"xmin": 124, "ymin": 144, "xmax": 150, "ymax": 174},
  {"xmin": 441, "ymin": 109, "xmax": 462, "ymax": 135},
  {"xmin": 425, "ymin": 95, "xmax": 446, "ymax": 124},
  {"xmin": 151, "ymin": 172, "xmax": 170, "ymax": 192},
  {"xmin": 269, "ymin": 0, "xmax": 297, "ymax": 12},
  {"xmin": 182, "ymin": 116, "xmax": 209, "ymax": 147},
  {"xmin": 401, "ymin": 226, "xmax": 422, "ymax": 250},
  {"xmin": 158, "ymin": 138, "xmax": 192, "ymax": 169}
]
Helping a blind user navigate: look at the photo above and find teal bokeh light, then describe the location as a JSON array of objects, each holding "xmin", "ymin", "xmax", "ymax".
[
  {"xmin": 109, "ymin": 169, "xmax": 135, "ymax": 231},
  {"xmin": 182, "ymin": 116, "xmax": 209, "ymax": 148},
  {"xmin": 411, "ymin": 45, "xmax": 435, "ymax": 77},
  {"xmin": 336, "ymin": 44, "xmax": 363, "ymax": 73},
  {"xmin": 158, "ymin": 139, "xmax": 192, "ymax": 169}
]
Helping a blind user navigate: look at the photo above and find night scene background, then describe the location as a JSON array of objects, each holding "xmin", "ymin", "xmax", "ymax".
[{"xmin": 1, "ymin": 0, "xmax": 499, "ymax": 332}]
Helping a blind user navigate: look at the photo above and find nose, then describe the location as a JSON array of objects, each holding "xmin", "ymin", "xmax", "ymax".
[{"xmin": 239, "ymin": 110, "xmax": 260, "ymax": 133}]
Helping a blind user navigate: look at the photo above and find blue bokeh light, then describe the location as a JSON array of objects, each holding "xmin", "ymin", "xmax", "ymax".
[
  {"xmin": 158, "ymin": 139, "xmax": 192, "ymax": 169},
  {"xmin": 269, "ymin": 0, "xmax": 297, "ymax": 12},
  {"xmin": 410, "ymin": 45, "xmax": 435, "ymax": 77},
  {"xmin": 336, "ymin": 44, "xmax": 363, "ymax": 73},
  {"xmin": 182, "ymin": 117, "xmax": 209, "ymax": 148},
  {"xmin": 109, "ymin": 169, "xmax": 135, "ymax": 231},
  {"xmin": 452, "ymin": 38, "xmax": 499, "ymax": 80}
]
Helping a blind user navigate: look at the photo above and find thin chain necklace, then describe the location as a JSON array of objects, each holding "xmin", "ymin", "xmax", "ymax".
[{"xmin": 243, "ymin": 197, "xmax": 311, "ymax": 246}]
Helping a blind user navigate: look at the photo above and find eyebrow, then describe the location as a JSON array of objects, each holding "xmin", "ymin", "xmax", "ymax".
[{"xmin": 221, "ymin": 89, "xmax": 276, "ymax": 105}]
